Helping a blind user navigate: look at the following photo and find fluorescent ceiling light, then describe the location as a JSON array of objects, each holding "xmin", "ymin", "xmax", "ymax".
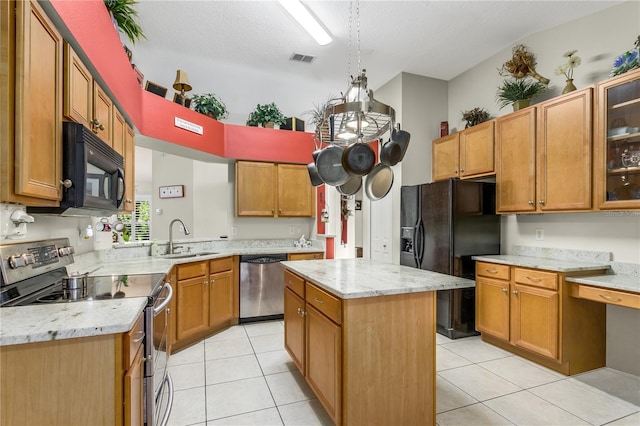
[{"xmin": 278, "ymin": 0, "xmax": 332, "ymax": 46}]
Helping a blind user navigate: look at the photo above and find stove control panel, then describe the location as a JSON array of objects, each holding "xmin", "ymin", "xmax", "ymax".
[{"xmin": 0, "ymin": 238, "xmax": 75, "ymax": 286}]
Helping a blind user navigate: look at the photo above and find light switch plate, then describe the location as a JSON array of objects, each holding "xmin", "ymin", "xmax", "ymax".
[{"xmin": 159, "ymin": 185, "xmax": 185, "ymax": 199}]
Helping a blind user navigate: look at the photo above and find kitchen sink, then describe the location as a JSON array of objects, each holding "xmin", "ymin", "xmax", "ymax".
[{"xmin": 160, "ymin": 251, "xmax": 219, "ymax": 259}]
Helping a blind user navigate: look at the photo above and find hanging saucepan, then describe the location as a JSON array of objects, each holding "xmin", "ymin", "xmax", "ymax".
[
  {"xmin": 307, "ymin": 149, "xmax": 324, "ymax": 186},
  {"xmin": 342, "ymin": 142, "xmax": 375, "ymax": 176},
  {"xmin": 364, "ymin": 163, "xmax": 394, "ymax": 201},
  {"xmin": 337, "ymin": 175, "xmax": 362, "ymax": 196},
  {"xmin": 380, "ymin": 128, "xmax": 411, "ymax": 166},
  {"xmin": 316, "ymin": 145, "xmax": 349, "ymax": 186}
]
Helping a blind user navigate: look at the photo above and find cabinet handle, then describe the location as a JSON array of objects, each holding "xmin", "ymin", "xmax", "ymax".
[
  {"xmin": 204, "ymin": 280, "xmax": 209, "ymax": 285},
  {"xmin": 486, "ymin": 269, "xmax": 498, "ymax": 274},
  {"xmin": 279, "ymin": 209, "xmax": 282, "ymax": 213},
  {"xmin": 528, "ymin": 200, "xmax": 534, "ymax": 205},
  {"xmin": 460, "ymin": 168, "xmax": 465, "ymax": 173},
  {"xmin": 538, "ymin": 200, "xmax": 545, "ymax": 205},
  {"xmin": 512, "ymin": 290, "xmax": 519, "ymax": 295},
  {"xmin": 454, "ymin": 170, "xmax": 458, "ymax": 174},
  {"xmin": 314, "ymin": 297, "xmax": 324, "ymax": 304},
  {"xmin": 60, "ymin": 179, "xmax": 73, "ymax": 188},
  {"xmin": 132, "ymin": 331, "xmax": 145, "ymax": 343},
  {"xmin": 90, "ymin": 118, "xmax": 104, "ymax": 133},
  {"xmin": 210, "ymin": 279, "xmax": 215, "ymax": 284},
  {"xmin": 125, "ymin": 198, "xmax": 133, "ymax": 204},
  {"xmin": 599, "ymin": 294, "xmax": 622, "ymax": 302},
  {"xmin": 502, "ymin": 288, "xmax": 508, "ymax": 293},
  {"xmin": 526, "ymin": 276, "xmax": 542, "ymax": 282}
]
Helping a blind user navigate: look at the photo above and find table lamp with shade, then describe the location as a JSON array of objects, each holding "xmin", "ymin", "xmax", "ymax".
[{"xmin": 173, "ymin": 70, "xmax": 192, "ymax": 105}]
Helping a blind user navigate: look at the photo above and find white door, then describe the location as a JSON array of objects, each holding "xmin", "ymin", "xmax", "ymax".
[{"xmin": 370, "ymin": 192, "xmax": 392, "ymax": 263}]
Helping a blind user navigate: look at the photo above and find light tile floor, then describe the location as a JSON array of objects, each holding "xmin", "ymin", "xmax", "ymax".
[{"xmin": 167, "ymin": 320, "xmax": 640, "ymax": 426}]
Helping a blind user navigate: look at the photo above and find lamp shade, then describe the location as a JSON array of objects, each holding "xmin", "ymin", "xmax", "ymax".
[{"xmin": 173, "ymin": 70, "xmax": 192, "ymax": 92}]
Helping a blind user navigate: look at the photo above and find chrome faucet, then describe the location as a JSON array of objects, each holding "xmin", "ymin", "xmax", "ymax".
[{"xmin": 169, "ymin": 219, "xmax": 191, "ymax": 254}]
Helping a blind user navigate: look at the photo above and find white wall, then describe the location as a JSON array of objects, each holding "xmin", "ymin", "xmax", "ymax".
[{"xmin": 446, "ymin": 1, "xmax": 640, "ymax": 375}]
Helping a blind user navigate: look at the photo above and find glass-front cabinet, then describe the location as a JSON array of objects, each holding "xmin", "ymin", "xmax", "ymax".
[{"xmin": 596, "ymin": 68, "xmax": 640, "ymax": 209}]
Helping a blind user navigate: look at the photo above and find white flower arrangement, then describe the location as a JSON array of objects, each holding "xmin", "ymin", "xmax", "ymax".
[{"xmin": 555, "ymin": 50, "xmax": 582, "ymax": 80}]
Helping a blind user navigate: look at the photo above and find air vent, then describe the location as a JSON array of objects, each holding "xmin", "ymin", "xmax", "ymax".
[{"xmin": 290, "ymin": 53, "xmax": 315, "ymax": 63}]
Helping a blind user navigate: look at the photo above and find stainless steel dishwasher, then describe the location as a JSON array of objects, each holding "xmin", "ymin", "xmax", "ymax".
[{"xmin": 239, "ymin": 253, "xmax": 287, "ymax": 322}]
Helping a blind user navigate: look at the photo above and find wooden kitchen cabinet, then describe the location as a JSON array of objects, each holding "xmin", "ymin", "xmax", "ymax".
[
  {"xmin": 288, "ymin": 252, "xmax": 324, "ymax": 261},
  {"xmin": 236, "ymin": 160, "xmax": 314, "ymax": 217},
  {"xmin": 284, "ymin": 286, "xmax": 305, "ymax": 371},
  {"xmin": 475, "ymin": 260, "xmax": 607, "ymax": 375},
  {"xmin": 208, "ymin": 257, "xmax": 234, "ymax": 329},
  {"xmin": 112, "ymin": 106, "xmax": 127, "ymax": 156},
  {"xmin": 123, "ymin": 124, "xmax": 136, "ymax": 212},
  {"xmin": 0, "ymin": 313, "xmax": 145, "ymax": 425},
  {"xmin": 594, "ymin": 68, "xmax": 640, "ymax": 209},
  {"xmin": 496, "ymin": 88, "xmax": 593, "ymax": 213},
  {"xmin": 432, "ymin": 120, "xmax": 495, "ymax": 181},
  {"xmin": 176, "ymin": 261, "xmax": 209, "ymax": 340},
  {"xmin": 1, "ymin": 0, "xmax": 63, "ymax": 206}
]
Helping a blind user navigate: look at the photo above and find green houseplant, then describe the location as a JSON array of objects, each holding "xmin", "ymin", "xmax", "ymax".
[
  {"xmin": 192, "ymin": 93, "xmax": 228, "ymax": 120},
  {"xmin": 104, "ymin": 0, "xmax": 146, "ymax": 45},
  {"xmin": 461, "ymin": 107, "xmax": 490, "ymax": 128},
  {"xmin": 496, "ymin": 77, "xmax": 547, "ymax": 111},
  {"xmin": 246, "ymin": 103, "xmax": 286, "ymax": 128}
]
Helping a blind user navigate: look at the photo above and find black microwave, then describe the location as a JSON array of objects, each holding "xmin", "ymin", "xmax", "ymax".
[{"xmin": 29, "ymin": 122, "xmax": 125, "ymax": 216}]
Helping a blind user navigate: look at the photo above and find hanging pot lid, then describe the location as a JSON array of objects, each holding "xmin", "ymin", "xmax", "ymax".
[
  {"xmin": 341, "ymin": 142, "xmax": 375, "ymax": 176},
  {"xmin": 316, "ymin": 145, "xmax": 349, "ymax": 186},
  {"xmin": 364, "ymin": 163, "xmax": 394, "ymax": 201},
  {"xmin": 337, "ymin": 175, "xmax": 362, "ymax": 196}
]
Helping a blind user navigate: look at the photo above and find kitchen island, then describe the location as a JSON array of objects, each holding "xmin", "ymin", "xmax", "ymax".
[{"xmin": 281, "ymin": 258, "xmax": 474, "ymax": 426}]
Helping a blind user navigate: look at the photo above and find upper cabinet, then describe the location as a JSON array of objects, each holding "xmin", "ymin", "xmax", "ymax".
[
  {"xmin": 496, "ymin": 88, "xmax": 593, "ymax": 213},
  {"xmin": 1, "ymin": 0, "xmax": 63, "ymax": 205},
  {"xmin": 123, "ymin": 125, "xmax": 135, "ymax": 213},
  {"xmin": 595, "ymin": 68, "xmax": 640, "ymax": 209},
  {"xmin": 432, "ymin": 120, "xmax": 495, "ymax": 181},
  {"xmin": 236, "ymin": 161, "xmax": 315, "ymax": 217}
]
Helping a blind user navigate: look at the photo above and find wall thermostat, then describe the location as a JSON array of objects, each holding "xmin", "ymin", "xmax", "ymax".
[{"xmin": 159, "ymin": 185, "xmax": 185, "ymax": 198}]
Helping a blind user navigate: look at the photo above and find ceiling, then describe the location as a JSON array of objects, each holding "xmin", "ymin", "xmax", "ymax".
[{"xmin": 130, "ymin": 0, "xmax": 622, "ymax": 126}]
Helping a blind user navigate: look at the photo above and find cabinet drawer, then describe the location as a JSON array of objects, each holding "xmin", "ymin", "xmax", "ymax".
[
  {"xmin": 210, "ymin": 256, "xmax": 232, "ymax": 274},
  {"xmin": 123, "ymin": 314, "xmax": 144, "ymax": 367},
  {"xmin": 288, "ymin": 252, "xmax": 324, "ymax": 261},
  {"xmin": 177, "ymin": 261, "xmax": 207, "ymax": 280},
  {"xmin": 306, "ymin": 283, "xmax": 341, "ymax": 325},
  {"xmin": 285, "ymin": 270, "xmax": 304, "ymax": 298},
  {"xmin": 570, "ymin": 284, "xmax": 640, "ymax": 310},
  {"xmin": 514, "ymin": 268, "xmax": 558, "ymax": 290},
  {"xmin": 476, "ymin": 262, "xmax": 510, "ymax": 280}
]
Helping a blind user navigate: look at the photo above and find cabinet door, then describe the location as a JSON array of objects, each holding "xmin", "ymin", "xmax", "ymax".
[
  {"xmin": 537, "ymin": 88, "xmax": 592, "ymax": 211},
  {"xmin": 112, "ymin": 106, "xmax": 126, "ymax": 156},
  {"xmin": 432, "ymin": 133, "xmax": 459, "ymax": 181},
  {"xmin": 475, "ymin": 277, "xmax": 510, "ymax": 341},
  {"xmin": 288, "ymin": 252, "xmax": 324, "ymax": 261},
  {"xmin": 496, "ymin": 108, "xmax": 536, "ymax": 212},
  {"xmin": 236, "ymin": 161, "xmax": 275, "ymax": 216},
  {"xmin": 14, "ymin": 0, "xmax": 63, "ymax": 201},
  {"xmin": 284, "ymin": 287, "xmax": 305, "ymax": 372},
  {"xmin": 209, "ymin": 270, "xmax": 233, "ymax": 328},
  {"xmin": 93, "ymin": 81, "xmax": 112, "ymax": 145},
  {"xmin": 124, "ymin": 345, "xmax": 144, "ymax": 426},
  {"xmin": 595, "ymin": 69, "xmax": 640, "ymax": 210},
  {"xmin": 511, "ymin": 284, "xmax": 559, "ymax": 360},
  {"xmin": 123, "ymin": 125, "xmax": 135, "ymax": 213},
  {"xmin": 277, "ymin": 164, "xmax": 314, "ymax": 217},
  {"xmin": 306, "ymin": 304, "xmax": 341, "ymax": 425},
  {"xmin": 176, "ymin": 276, "xmax": 209, "ymax": 340},
  {"xmin": 460, "ymin": 120, "xmax": 495, "ymax": 178},
  {"xmin": 63, "ymin": 42, "xmax": 92, "ymax": 127}
]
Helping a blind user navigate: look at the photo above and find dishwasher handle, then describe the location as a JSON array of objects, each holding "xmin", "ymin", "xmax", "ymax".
[{"xmin": 240, "ymin": 254, "xmax": 287, "ymax": 264}]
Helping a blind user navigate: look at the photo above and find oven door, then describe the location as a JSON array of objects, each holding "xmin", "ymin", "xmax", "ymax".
[{"xmin": 145, "ymin": 282, "xmax": 174, "ymax": 426}]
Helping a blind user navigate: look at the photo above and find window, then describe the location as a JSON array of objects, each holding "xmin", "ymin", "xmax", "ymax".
[{"xmin": 118, "ymin": 198, "xmax": 151, "ymax": 241}]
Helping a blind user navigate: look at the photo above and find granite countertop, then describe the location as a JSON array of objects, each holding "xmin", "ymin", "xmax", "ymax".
[
  {"xmin": 281, "ymin": 258, "xmax": 474, "ymax": 299},
  {"xmin": 472, "ymin": 254, "xmax": 610, "ymax": 273},
  {"xmin": 565, "ymin": 274, "xmax": 640, "ymax": 295},
  {"xmin": 0, "ymin": 298, "xmax": 147, "ymax": 346}
]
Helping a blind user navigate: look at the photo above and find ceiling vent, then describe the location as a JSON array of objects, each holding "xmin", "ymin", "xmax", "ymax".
[{"xmin": 290, "ymin": 53, "xmax": 315, "ymax": 63}]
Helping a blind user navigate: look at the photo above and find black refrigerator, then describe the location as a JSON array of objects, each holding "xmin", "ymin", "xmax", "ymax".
[{"xmin": 400, "ymin": 179, "xmax": 500, "ymax": 339}]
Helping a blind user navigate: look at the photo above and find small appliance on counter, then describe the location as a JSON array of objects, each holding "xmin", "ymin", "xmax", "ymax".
[
  {"xmin": 400, "ymin": 179, "xmax": 501, "ymax": 339},
  {"xmin": 0, "ymin": 238, "xmax": 174, "ymax": 425}
]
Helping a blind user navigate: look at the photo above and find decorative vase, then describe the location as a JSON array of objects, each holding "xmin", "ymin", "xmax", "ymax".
[
  {"xmin": 263, "ymin": 122, "xmax": 275, "ymax": 128},
  {"xmin": 562, "ymin": 79, "xmax": 577, "ymax": 94},
  {"xmin": 512, "ymin": 99, "xmax": 531, "ymax": 111}
]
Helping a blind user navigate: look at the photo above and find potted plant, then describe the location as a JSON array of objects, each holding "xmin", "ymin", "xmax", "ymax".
[
  {"xmin": 104, "ymin": 0, "xmax": 146, "ymax": 45},
  {"xmin": 304, "ymin": 95, "xmax": 338, "ymax": 139},
  {"xmin": 191, "ymin": 93, "xmax": 228, "ymax": 120},
  {"xmin": 461, "ymin": 107, "xmax": 490, "ymax": 128},
  {"xmin": 246, "ymin": 102, "xmax": 286, "ymax": 128},
  {"xmin": 496, "ymin": 77, "xmax": 547, "ymax": 111}
]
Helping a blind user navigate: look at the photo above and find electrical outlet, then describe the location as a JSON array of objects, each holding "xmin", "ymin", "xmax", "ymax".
[
  {"xmin": 289, "ymin": 226, "xmax": 295, "ymax": 235},
  {"xmin": 535, "ymin": 228, "xmax": 544, "ymax": 241},
  {"xmin": 231, "ymin": 226, "xmax": 237, "ymax": 235}
]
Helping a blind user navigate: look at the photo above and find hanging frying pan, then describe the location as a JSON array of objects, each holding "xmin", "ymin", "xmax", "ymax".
[
  {"xmin": 337, "ymin": 175, "xmax": 362, "ymax": 196},
  {"xmin": 390, "ymin": 128, "xmax": 411, "ymax": 162},
  {"xmin": 379, "ymin": 138, "xmax": 402, "ymax": 166},
  {"xmin": 316, "ymin": 145, "xmax": 349, "ymax": 186},
  {"xmin": 342, "ymin": 142, "xmax": 375, "ymax": 176},
  {"xmin": 306, "ymin": 149, "xmax": 324, "ymax": 186},
  {"xmin": 364, "ymin": 163, "xmax": 394, "ymax": 201}
]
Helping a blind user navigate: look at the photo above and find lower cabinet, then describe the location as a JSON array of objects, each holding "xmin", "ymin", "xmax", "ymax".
[
  {"xmin": 475, "ymin": 261, "xmax": 607, "ymax": 375},
  {"xmin": 287, "ymin": 252, "xmax": 324, "ymax": 261},
  {"xmin": 284, "ymin": 269, "xmax": 436, "ymax": 425},
  {"xmin": 0, "ymin": 313, "xmax": 145, "ymax": 424},
  {"xmin": 172, "ymin": 256, "xmax": 237, "ymax": 352}
]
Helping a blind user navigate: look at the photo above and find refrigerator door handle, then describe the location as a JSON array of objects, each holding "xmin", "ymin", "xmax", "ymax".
[
  {"xmin": 412, "ymin": 225, "xmax": 420, "ymax": 267},
  {"xmin": 416, "ymin": 220, "xmax": 425, "ymax": 267}
]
